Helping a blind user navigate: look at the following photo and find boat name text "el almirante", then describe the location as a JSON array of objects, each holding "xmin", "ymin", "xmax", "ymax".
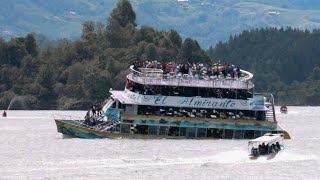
[{"xmin": 125, "ymin": 90, "xmax": 255, "ymax": 110}]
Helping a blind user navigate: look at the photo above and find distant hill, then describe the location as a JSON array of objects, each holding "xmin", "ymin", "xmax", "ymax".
[
  {"xmin": 0, "ymin": 0, "xmax": 114, "ymax": 39},
  {"xmin": 2, "ymin": 0, "xmax": 320, "ymax": 48}
]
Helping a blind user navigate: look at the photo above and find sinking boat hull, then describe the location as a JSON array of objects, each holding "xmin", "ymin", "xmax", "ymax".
[
  {"xmin": 55, "ymin": 119, "xmax": 186, "ymax": 139},
  {"xmin": 55, "ymin": 119, "xmax": 291, "ymax": 139}
]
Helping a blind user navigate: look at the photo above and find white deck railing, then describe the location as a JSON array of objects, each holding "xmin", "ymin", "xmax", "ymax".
[{"xmin": 128, "ymin": 66, "xmax": 254, "ymax": 89}]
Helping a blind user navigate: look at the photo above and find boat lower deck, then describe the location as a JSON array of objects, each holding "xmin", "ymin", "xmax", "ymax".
[{"xmin": 55, "ymin": 119, "xmax": 290, "ymax": 139}]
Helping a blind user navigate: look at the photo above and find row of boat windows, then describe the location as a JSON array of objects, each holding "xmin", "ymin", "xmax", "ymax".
[
  {"xmin": 110, "ymin": 123, "xmax": 275, "ymax": 139},
  {"xmin": 137, "ymin": 105, "xmax": 267, "ymax": 121},
  {"xmin": 126, "ymin": 81, "xmax": 253, "ymax": 99}
]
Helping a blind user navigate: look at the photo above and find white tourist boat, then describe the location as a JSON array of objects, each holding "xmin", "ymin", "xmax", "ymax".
[
  {"xmin": 248, "ymin": 133, "xmax": 285, "ymax": 159},
  {"xmin": 55, "ymin": 62, "xmax": 291, "ymax": 139}
]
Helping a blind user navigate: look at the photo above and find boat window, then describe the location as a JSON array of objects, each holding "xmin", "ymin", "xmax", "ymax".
[
  {"xmin": 132, "ymin": 81, "xmax": 253, "ymax": 100},
  {"xmin": 168, "ymin": 127, "xmax": 179, "ymax": 136},
  {"xmin": 120, "ymin": 124, "xmax": 131, "ymax": 134},
  {"xmin": 186, "ymin": 127, "xmax": 196, "ymax": 138},
  {"xmin": 244, "ymin": 130, "xmax": 255, "ymax": 139},
  {"xmin": 254, "ymin": 131, "xmax": 263, "ymax": 138},
  {"xmin": 179, "ymin": 127, "xmax": 187, "ymax": 136},
  {"xmin": 224, "ymin": 129, "xmax": 234, "ymax": 139},
  {"xmin": 118, "ymin": 102, "xmax": 124, "ymax": 109},
  {"xmin": 148, "ymin": 126, "xmax": 159, "ymax": 135},
  {"xmin": 133, "ymin": 83, "xmax": 144, "ymax": 94},
  {"xmin": 234, "ymin": 130, "xmax": 244, "ymax": 139},
  {"xmin": 135, "ymin": 105, "xmax": 260, "ymax": 121},
  {"xmin": 207, "ymin": 128, "xmax": 223, "ymax": 139},
  {"xmin": 138, "ymin": 105, "xmax": 156, "ymax": 115},
  {"xmin": 197, "ymin": 128, "xmax": 207, "ymax": 138},
  {"xmin": 256, "ymin": 111, "xmax": 266, "ymax": 121},
  {"xmin": 135, "ymin": 125, "xmax": 149, "ymax": 134},
  {"xmin": 159, "ymin": 126, "xmax": 169, "ymax": 136},
  {"xmin": 111, "ymin": 101, "xmax": 116, "ymax": 108}
]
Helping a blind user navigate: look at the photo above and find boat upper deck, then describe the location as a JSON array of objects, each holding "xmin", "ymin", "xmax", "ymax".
[{"xmin": 127, "ymin": 65, "xmax": 254, "ymax": 89}]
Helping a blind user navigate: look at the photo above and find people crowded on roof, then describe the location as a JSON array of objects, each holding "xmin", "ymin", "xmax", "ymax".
[{"xmin": 133, "ymin": 59, "xmax": 242, "ymax": 79}]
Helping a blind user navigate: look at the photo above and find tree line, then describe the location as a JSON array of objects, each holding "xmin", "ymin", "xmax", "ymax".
[
  {"xmin": 0, "ymin": 0, "xmax": 319, "ymax": 110},
  {"xmin": 207, "ymin": 27, "xmax": 320, "ymax": 105},
  {"xmin": 0, "ymin": 0, "xmax": 209, "ymax": 110}
]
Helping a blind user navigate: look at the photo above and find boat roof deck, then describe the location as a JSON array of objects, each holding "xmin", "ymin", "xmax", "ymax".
[
  {"xmin": 110, "ymin": 90, "xmax": 270, "ymax": 111},
  {"xmin": 128, "ymin": 66, "xmax": 254, "ymax": 89},
  {"xmin": 248, "ymin": 133, "xmax": 284, "ymax": 144}
]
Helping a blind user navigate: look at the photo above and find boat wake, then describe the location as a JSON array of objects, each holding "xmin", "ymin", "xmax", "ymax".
[
  {"xmin": 46, "ymin": 151, "xmax": 250, "ymax": 169},
  {"xmin": 115, "ymin": 150, "xmax": 316, "ymax": 168},
  {"xmin": 262, "ymin": 151, "xmax": 316, "ymax": 162},
  {"xmin": 53, "ymin": 150, "xmax": 249, "ymax": 168},
  {"xmin": 18, "ymin": 150, "xmax": 318, "ymax": 174},
  {"xmin": 247, "ymin": 151, "xmax": 317, "ymax": 164}
]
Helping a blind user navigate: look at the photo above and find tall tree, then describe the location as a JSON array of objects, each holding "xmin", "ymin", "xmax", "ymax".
[
  {"xmin": 81, "ymin": 21, "xmax": 95, "ymax": 41},
  {"xmin": 36, "ymin": 64, "xmax": 55, "ymax": 109},
  {"xmin": 6, "ymin": 39, "xmax": 27, "ymax": 67},
  {"xmin": 108, "ymin": 0, "xmax": 137, "ymax": 28},
  {"xmin": 25, "ymin": 33, "xmax": 38, "ymax": 57},
  {"xmin": 168, "ymin": 29, "xmax": 182, "ymax": 48},
  {"xmin": 145, "ymin": 43, "xmax": 157, "ymax": 60},
  {"xmin": 181, "ymin": 38, "xmax": 209, "ymax": 63},
  {"xmin": 106, "ymin": 0, "xmax": 136, "ymax": 48},
  {"xmin": 134, "ymin": 26, "xmax": 155, "ymax": 43}
]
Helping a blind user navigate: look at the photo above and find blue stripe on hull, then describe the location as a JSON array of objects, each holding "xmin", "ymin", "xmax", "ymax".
[{"xmin": 57, "ymin": 123, "xmax": 105, "ymax": 139}]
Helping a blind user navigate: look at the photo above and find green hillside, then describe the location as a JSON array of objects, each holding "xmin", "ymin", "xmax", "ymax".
[
  {"xmin": 0, "ymin": 0, "xmax": 209, "ymax": 110},
  {"xmin": 2, "ymin": 0, "xmax": 320, "ymax": 48}
]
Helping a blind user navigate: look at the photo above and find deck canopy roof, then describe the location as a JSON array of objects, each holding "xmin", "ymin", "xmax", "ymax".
[
  {"xmin": 248, "ymin": 133, "xmax": 284, "ymax": 145},
  {"xmin": 111, "ymin": 90, "xmax": 138, "ymax": 104},
  {"xmin": 111, "ymin": 90, "xmax": 270, "ymax": 111}
]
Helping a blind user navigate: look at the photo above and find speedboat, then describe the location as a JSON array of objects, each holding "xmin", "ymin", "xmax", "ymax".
[{"xmin": 248, "ymin": 133, "xmax": 284, "ymax": 159}]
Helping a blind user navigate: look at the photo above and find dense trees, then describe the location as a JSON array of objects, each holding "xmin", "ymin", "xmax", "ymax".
[
  {"xmin": 106, "ymin": 0, "xmax": 136, "ymax": 48},
  {"xmin": 207, "ymin": 27, "xmax": 320, "ymax": 105},
  {"xmin": 181, "ymin": 38, "xmax": 210, "ymax": 63},
  {"xmin": 0, "ymin": 0, "xmax": 208, "ymax": 110}
]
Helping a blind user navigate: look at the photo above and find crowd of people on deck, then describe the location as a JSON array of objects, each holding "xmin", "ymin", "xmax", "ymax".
[
  {"xmin": 133, "ymin": 60, "xmax": 242, "ymax": 79},
  {"xmin": 137, "ymin": 105, "xmax": 264, "ymax": 121},
  {"xmin": 256, "ymin": 142, "xmax": 282, "ymax": 155},
  {"xmin": 84, "ymin": 103, "xmax": 104, "ymax": 126}
]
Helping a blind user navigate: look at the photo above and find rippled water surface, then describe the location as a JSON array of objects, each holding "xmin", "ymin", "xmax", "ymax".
[{"xmin": 0, "ymin": 107, "xmax": 319, "ymax": 179}]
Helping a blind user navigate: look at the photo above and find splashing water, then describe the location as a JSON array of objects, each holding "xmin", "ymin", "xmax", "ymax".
[
  {"xmin": 7, "ymin": 96, "xmax": 16, "ymax": 110},
  {"xmin": 6, "ymin": 96, "xmax": 27, "ymax": 110}
]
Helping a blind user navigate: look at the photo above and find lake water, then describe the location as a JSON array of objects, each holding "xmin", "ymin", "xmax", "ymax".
[{"xmin": 0, "ymin": 107, "xmax": 319, "ymax": 180}]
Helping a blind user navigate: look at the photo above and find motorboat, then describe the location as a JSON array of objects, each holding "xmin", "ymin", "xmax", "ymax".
[{"xmin": 248, "ymin": 133, "xmax": 284, "ymax": 159}]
